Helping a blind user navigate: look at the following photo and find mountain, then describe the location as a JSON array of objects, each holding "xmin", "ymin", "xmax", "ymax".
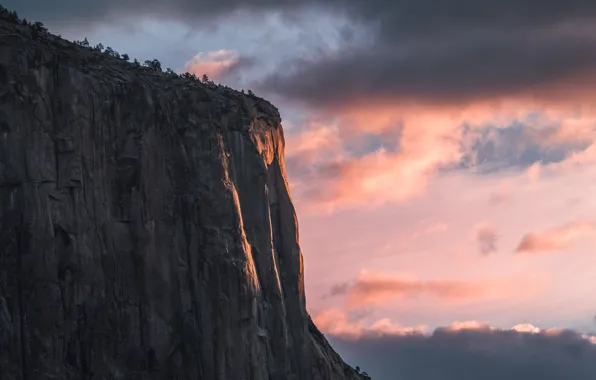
[{"xmin": 0, "ymin": 7, "xmax": 369, "ymax": 380}]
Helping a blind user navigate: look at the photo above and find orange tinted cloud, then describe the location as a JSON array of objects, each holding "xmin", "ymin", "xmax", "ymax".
[
  {"xmin": 516, "ymin": 220, "xmax": 596, "ymax": 253},
  {"xmin": 290, "ymin": 107, "xmax": 466, "ymax": 212},
  {"xmin": 288, "ymin": 98, "xmax": 596, "ymax": 213},
  {"xmin": 284, "ymin": 121, "xmax": 343, "ymax": 167},
  {"xmin": 331, "ymin": 271, "xmax": 538, "ymax": 308}
]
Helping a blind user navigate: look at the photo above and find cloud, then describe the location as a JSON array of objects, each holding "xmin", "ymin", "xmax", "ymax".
[
  {"xmin": 182, "ymin": 49, "xmax": 253, "ymax": 82},
  {"xmin": 312, "ymin": 308, "xmax": 427, "ymax": 339},
  {"xmin": 328, "ymin": 271, "xmax": 537, "ymax": 308},
  {"xmin": 287, "ymin": 103, "xmax": 596, "ymax": 212},
  {"xmin": 316, "ymin": 310, "xmax": 596, "ymax": 380},
  {"xmin": 255, "ymin": 1, "xmax": 596, "ymax": 108},
  {"xmin": 475, "ymin": 224, "xmax": 498, "ymax": 254},
  {"xmin": 516, "ymin": 220, "xmax": 596, "ymax": 253},
  {"xmin": 286, "ymin": 107, "xmax": 466, "ymax": 212}
]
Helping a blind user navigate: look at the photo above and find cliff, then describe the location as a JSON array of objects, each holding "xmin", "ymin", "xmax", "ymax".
[{"xmin": 0, "ymin": 8, "xmax": 368, "ymax": 380}]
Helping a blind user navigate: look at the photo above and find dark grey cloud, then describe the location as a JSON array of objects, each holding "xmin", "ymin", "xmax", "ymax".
[
  {"xmin": 261, "ymin": 27, "xmax": 596, "ymax": 107},
  {"xmin": 330, "ymin": 327, "xmax": 596, "ymax": 380},
  {"xmin": 7, "ymin": 0, "xmax": 596, "ymax": 34},
  {"xmin": 257, "ymin": 1, "xmax": 596, "ymax": 107},
  {"xmin": 3, "ymin": 0, "xmax": 313, "ymax": 25},
  {"xmin": 7, "ymin": 0, "xmax": 596, "ymax": 106}
]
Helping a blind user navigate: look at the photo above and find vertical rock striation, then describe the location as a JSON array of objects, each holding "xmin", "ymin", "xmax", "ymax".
[{"xmin": 0, "ymin": 12, "xmax": 368, "ymax": 380}]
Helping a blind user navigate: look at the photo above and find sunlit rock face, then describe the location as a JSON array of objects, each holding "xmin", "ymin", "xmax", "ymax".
[{"xmin": 0, "ymin": 12, "xmax": 367, "ymax": 380}]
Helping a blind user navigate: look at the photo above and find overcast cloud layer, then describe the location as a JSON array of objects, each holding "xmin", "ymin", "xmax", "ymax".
[{"xmin": 7, "ymin": 0, "xmax": 596, "ymax": 107}]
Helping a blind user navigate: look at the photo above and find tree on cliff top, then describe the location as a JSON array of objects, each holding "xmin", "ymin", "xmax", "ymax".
[
  {"xmin": 144, "ymin": 59, "xmax": 162, "ymax": 72},
  {"xmin": 32, "ymin": 21, "xmax": 47, "ymax": 33}
]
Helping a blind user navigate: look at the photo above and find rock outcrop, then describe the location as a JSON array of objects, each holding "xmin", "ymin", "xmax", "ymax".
[{"xmin": 0, "ymin": 9, "xmax": 368, "ymax": 380}]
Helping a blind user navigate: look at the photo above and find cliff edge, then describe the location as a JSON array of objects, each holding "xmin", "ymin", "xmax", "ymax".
[{"xmin": 0, "ymin": 8, "xmax": 369, "ymax": 380}]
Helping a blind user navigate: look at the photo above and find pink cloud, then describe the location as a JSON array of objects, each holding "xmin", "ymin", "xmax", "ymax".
[
  {"xmin": 312, "ymin": 308, "xmax": 427, "ymax": 340},
  {"xmin": 183, "ymin": 49, "xmax": 243, "ymax": 80},
  {"xmin": 516, "ymin": 220, "xmax": 596, "ymax": 253},
  {"xmin": 313, "ymin": 308, "xmax": 596, "ymax": 343},
  {"xmin": 289, "ymin": 107, "xmax": 466, "ymax": 212},
  {"xmin": 331, "ymin": 270, "xmax": 539, "ymax": 309},
  {"xmin": 284, "ymin": 121, "xmax": 343, "ymax": 167},
  {"xmin": 287, "ymin": 97, "xmax": 596, "ymax": 213}
]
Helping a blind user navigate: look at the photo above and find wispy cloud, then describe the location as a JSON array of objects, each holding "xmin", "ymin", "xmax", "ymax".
[
  {"xmin": 328, "ymin": 270, "xmax": 538, "ymax": 308},
  {"xmin": 475, "ymin": 224, "xmax": 499, "ymax": 255},
  {"xmin": 516, "ymin": 220, "xmax": 596, "ymax": 253}
]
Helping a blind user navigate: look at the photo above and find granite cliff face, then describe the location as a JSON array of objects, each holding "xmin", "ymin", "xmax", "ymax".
[{"xmin": 0, "ymin": 11, "xmax": 368, "ymax": 380}]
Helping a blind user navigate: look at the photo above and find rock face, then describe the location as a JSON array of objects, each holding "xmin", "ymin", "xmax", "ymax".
[{"xmin": 0, "ymin": 12, "xmax": 368, "ymax": 380}]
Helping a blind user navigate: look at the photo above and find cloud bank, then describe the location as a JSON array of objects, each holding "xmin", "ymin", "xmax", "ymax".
[{"xmin": 317, "ymin": 311, "xmax": 596, "ymax": 380}]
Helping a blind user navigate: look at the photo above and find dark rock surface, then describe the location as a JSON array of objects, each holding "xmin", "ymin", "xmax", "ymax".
[{"xmin": 0, "ymin": 10, "xmax": 368, "ymax": 380}]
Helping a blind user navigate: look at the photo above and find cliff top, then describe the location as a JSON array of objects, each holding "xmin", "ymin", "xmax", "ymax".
[{"xmin": 0, "ymin": 4, "xmax": 281, "ymax": 123}]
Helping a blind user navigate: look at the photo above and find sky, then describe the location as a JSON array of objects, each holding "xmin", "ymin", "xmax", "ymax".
[{"xmin": 7, "ymin": 1, "xmax": 596, "ymax": 378}]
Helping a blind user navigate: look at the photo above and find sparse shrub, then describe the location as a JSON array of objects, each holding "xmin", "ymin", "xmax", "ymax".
[
  {"xmin": 121, "ymin": 53, "xmax": 130, "ymax": 61},
  {"xmin": 247, "ymin": 89, "xmax": 254, "ymax": 96},
  {"xmin": 94, "ymin": 43, "xmax": 104, "ymax": 52}
]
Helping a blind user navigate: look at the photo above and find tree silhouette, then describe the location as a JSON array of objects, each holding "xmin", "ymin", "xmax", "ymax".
[
  {"xmin": 121, "ymin": 53, "xmax": 130, "ymax": 61},
  {"xmin": 5, "ymin": 10, "xmax": 19, "ymax": 23},
  {"xmin": 33, "ymin": 21, "xmax": 47, "ymax": 33},
  {"xmin": 144, "ymin": 59, "xmax": 162, "ymax": 72}
]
